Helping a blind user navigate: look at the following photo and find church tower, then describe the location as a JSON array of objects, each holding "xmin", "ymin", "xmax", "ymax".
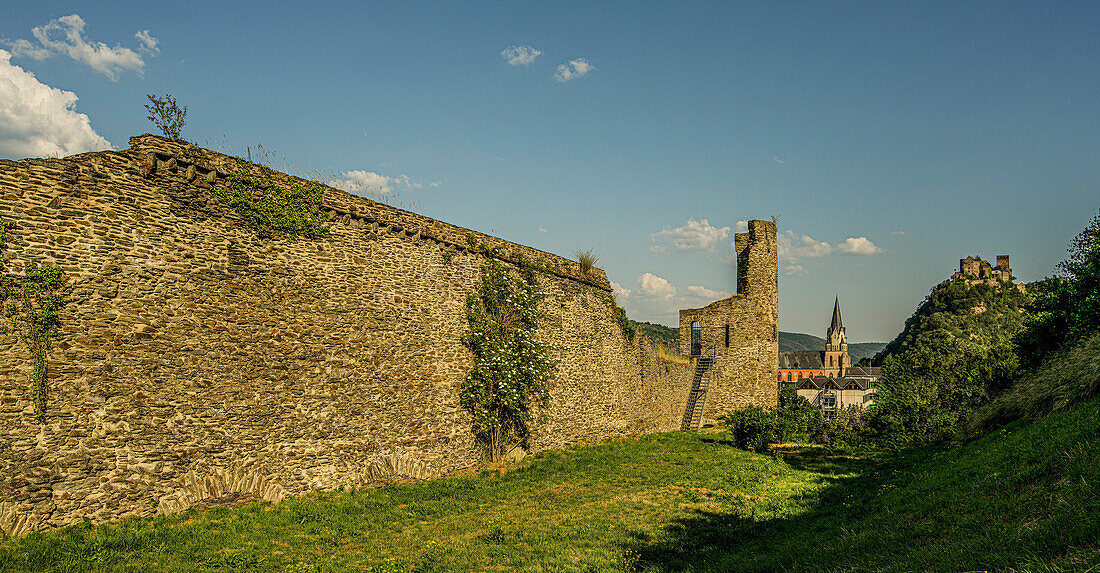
[{"xmin": 824, "ymin": 296, "xmax": 850, "ymax": 377}]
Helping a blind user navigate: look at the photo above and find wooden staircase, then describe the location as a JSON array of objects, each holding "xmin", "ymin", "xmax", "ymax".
[{"xmin": 681, "ymin": 349, "xmax": 717, "ymax": 431}]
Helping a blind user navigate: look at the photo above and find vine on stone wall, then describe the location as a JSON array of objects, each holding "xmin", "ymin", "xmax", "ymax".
[
  {"xmin": 213, "ymin": 159, "xmax": 330, "ymax": 239},
  {"xmin": 0, "ymin": 220, "xmax": 66, "ymax": 424},
  {"xmin": 460, "ymin": 260, "xmax": 556, "ymax": 461}
]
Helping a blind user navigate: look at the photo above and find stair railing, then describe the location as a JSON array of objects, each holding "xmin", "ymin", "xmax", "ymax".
[{"xmin": 681, "ymin": 344, "xmax": 719, "ymax": 431}]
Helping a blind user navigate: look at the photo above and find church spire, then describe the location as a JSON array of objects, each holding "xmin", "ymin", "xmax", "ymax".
[{"xmin": 830, "ymin": 295, "xmax": 843, "ymax": 331}]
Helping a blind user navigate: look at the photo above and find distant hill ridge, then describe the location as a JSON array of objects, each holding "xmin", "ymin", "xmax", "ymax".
[{"xmin": 628, "ymin": 320, "xmax": 885, "ymax": 364}]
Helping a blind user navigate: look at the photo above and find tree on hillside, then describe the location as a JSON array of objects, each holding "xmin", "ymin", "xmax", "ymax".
[
  {"xmin": 1016, "ymin": 210, "xmax": 1100, "ymax": 368},
  {"xmin": 866, "ymin": 280, "xmax": 1029, "ymax": 448}
]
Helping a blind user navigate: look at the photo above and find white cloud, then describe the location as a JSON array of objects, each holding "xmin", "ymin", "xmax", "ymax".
[
  {"xmin": 501, "ymin": 45, "xmax": 541, "ymax": 66},
  {"xmin": 134, "ymin": 30, "xmax": 159, "ymax": 54},
  {"xmin": 891, "ymin": 230, "xmax": 906, "ymax": 236},
  {"xmin": 553, "ymin": 58, "xmax": 594, "ymax": 82},
  {"xmin": 685, "ymin": 285, "xmax": 730, "ymax": 300},
  {"xmin": 784, "ymin": 265, "xmax": 806, "ymax": 276},
  {"xmin": 772, "ymin": 156, "xmax": 785, "ymax": 164},
  {"xmin": 4, "ymin": 14, "xmax": 152, "ymax": 80},
  {"xmin": 651, "ymin": 218, "xmax": 731, "ymax": 252},
  {"xmin": 617, "ymin": 272, "xmax": 735, "ymax": 324},
  {"xmin": 777, "ymin": 230, "xmax": 833, "ymax": 263},
  {"xmin": 393, "ymin": 173, "xmax": 422, "ymax": 189},
  {"xmin": 836, "ymin": 236, "xmax": 884, "ymax": 256},
  {"xmin": 735, "ymin": 220, "xmax": 749, "ymax": 232},
  {"xmin": 637, "ymin": 273, "xmax": 676, "ymax": 299},
  {"xmin": 538, "ymin": 227, "xmax": 548, "ymax": 233},
  {"xmin": 3, "ymin": 39, "xmax": 49, "ymax": 60},
  {"xmin": 330, "ymin": 170, "xmax": 428, "ymax": 196},
  {"xmin": 331, "ymin": 170, "xmax": 393, "ymax": 195},
  {"xmin": 0, "ymin": 49, "xmax": 113, "ymax": 159},
  {"xmin": 429, "ymin": 181, "xmax": 441, "ymax": 188}
]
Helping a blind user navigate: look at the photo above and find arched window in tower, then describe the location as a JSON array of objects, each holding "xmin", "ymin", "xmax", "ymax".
[{"xmin": 690, "ymin": 321, "xmax": 702, "ymax": 356}]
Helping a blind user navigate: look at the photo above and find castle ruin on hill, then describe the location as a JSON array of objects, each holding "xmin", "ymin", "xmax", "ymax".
[
  {"xmin": 0, "ymin": 135, "xmax": 778, "ymax": 536},
  {"xmin": 953, "ymin": 254, "xmax": 1025, "ymax": 292}
]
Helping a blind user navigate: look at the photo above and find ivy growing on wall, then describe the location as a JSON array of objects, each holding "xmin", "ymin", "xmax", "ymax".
[
  {"xmin": 0, "ymin": 220, "xmax": 66, "ymax": 424},
  {"xmin": 461, "ymin": 260, "xmax": 556, "ymax": 461},
  {"xmin": 213, "ymin": 159, "xmax": 330, "ymax": 239}
]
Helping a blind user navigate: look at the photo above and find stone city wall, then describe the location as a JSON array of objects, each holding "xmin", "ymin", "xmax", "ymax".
[{"xmin": 0, "ymin": 135, "xmax": 694, "ymax": 537}]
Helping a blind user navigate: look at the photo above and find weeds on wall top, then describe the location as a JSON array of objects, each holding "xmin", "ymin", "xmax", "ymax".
[
  {"xmin": 213, "ymin": 159, "xmax": 330, "ymax": 239},
  {"xmin": 0, "ymin": 220, "xmax": 66, "ymax": 424},
  {"xmin": 461, "ymin": 260, "xmax": 556, "ymax": 461},
  {"xmin": 574, "ymin": 249, "xmax": 599, "ymax": 275}
]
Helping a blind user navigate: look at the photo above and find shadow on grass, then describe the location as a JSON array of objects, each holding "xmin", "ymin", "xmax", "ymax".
[{"xmin": 623, "ymin": 446, "xmax": 889, "ymax": 573}]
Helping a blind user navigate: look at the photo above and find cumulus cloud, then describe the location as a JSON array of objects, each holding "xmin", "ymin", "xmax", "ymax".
[
  {"xmin": 836, "ymin": 236, "xmax": 884, "ymax": 256},
  {"xmin": 134, "ymin": 30, "xmax": 159, "ymax": 54},
  {"xmin": 771, "ymin": 229, "xmax": 885, "ymax": 276},
  {"xmin": 501, "ymin": 45, "xmax": 541, "ymax": 66},
  {"xmin": 553, "ymin": 58, "xmax": 594, "ymax": 82},
  {"xmin": 0, "ymin": 49, "xmax": 113, "ymax": 159},
  {"xmin": 685, "ymin": 285, "xmax": 730, "ymax": 299},
  {"xmin": 651, "ymin": 218, "xmax": 731, "ymax": 252},
  {"xmin": 331, "ymin": 170, "xmax": 392, "ymax": 195},
  {"xmin": 616, "ymin": 271, "xmax": 735, "ymax": 324},
  {"xmin": 735, "ymin": 220, "xmax": 749, "ymax": 232},
  {"xmin": 3, "ymin": 14, "xmax": 153, "ymax": 80},
  {"xmin": 777, "ymin": 230, "xmax": 833, "ymax": 263},
  {"xmin": 330, "ymin": 170, "xmax": 428, "ymax": 196},
  {"xmin": 637, "ymin": 273, "xmax": 676, "ymax": 299}
]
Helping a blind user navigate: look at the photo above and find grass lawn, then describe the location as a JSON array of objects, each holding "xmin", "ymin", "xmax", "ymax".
[{"xmin": 2, "ymin": 396, "xmax": 1098, "ymax": 572}]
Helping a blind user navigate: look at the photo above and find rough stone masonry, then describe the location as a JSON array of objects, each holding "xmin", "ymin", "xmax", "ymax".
[{"xmin": 0, "ymin": 135, "xmax": 775, "ymax": 537}]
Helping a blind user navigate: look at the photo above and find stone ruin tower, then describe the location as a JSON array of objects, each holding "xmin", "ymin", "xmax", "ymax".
[{"xmin": 678, "ymin": 220, "xmax": 779, "ymax": 428}]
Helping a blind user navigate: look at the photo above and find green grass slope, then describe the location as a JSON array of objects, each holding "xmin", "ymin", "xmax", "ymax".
[
  {"xmin": 634, "ymin": 395, "xmax": 1100, "ymax": 572},
  {"xmin": 3, "ymin": 384, "xmax": 1097, "ymax": 571}
]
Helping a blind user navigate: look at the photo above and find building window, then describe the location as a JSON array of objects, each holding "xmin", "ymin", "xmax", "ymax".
[
  {"xmin": 724, "ymin": 324, "xmax": 730, "ymax": 347},
  {"xmin": 690, "ymin": 321, "xmax": 702, "ymax": 356}
]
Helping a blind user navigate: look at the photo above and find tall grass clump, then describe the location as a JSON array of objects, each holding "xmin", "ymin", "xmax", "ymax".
[
  {"xmin": 971, "ymin": 330, "xmax": 1100, "ymax": 433},
  {"xmin": 574, "ymin": 249, "xmax": 599, "ymax": 274},
  {"xmin": 654, "ymin": 342, "xmax": 689, "ymax": 365}
]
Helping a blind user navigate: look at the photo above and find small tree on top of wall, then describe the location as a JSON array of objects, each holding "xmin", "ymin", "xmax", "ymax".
[{"xmin": 461, "ymin": 260, "xmax": 556, "ymax": 461}]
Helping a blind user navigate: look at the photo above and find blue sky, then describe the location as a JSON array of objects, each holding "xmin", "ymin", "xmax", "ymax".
[{"xmin": 2, "ymin": 1, "xmax": 1097, "ymax": 341}]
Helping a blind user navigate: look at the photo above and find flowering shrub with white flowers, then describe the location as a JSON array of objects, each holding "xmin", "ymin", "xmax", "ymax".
[{"xmin": 461, "ymin": 260, "xmax": 556, "ymax": 461}]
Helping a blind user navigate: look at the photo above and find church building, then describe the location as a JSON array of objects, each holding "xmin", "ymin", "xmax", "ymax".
[
  {"xmin": 778, "ymin": 298, "xmax": 880, "ymax": 415},
  {"xmin": 778, "ymin": 297, "xmax": 851, "ymax": 382}
]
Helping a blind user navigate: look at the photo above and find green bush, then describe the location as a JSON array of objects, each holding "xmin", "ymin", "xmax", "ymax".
[
  {"xmin": 461, "ymin": 261, "xmax": 555, "ymax": 461},
  {"xmin": 826, "ymin": 406, "xmax": 867, "ymax": 449},
  {"xmin": 1017, "ymin": 209, "xmax": 1100, "ymax": 369},
  {"xmin": 775, "ymin": 386, "xmax": 822, "ymax": 442},
  {"xmin": 722, "ymin": 405, "xmax": 778, "ymax": 453}
]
